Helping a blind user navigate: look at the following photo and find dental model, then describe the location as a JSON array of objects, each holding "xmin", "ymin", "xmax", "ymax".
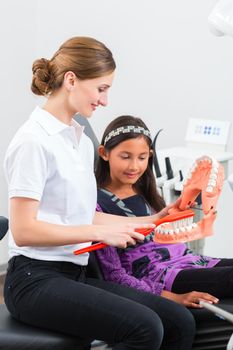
[{"xmin": 154, "ymin": 156, "xmax": 224, "ymax": 244}]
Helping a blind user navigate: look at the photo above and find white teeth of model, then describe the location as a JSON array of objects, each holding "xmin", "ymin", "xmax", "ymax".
[
  {"xmin": 212, "ymin": 162, "xmax": 219, "ymax": 170},
  {"xmin": 157, "ymin": 228, "xmax": 162, "ymax": 234},
  {"xmin": 206, "ymin": 186, "xmax": 213, "ymax": 193},
  {"xmin": 169, "ymin": 230, "xmax": 174, "ymax": 234},
  {"xmin": 211, "ymin": 165, "xmax": 218, "ymax": 172},
  {"xmin": 180, "ymin": 227, "xmax": 186, "ymax": 232},
  {"xmin": 210, "ymin": 173, "xmax": 217, "ymax": 180},
  {"xmin": 212, "ymin": 158, "xmax": 219, "ymax": 166},
  {"xmin": 187, "ymin": 225, "xmax": 192, "ymax": 231},
  {"xmin": 211, "ymin": 168, "xmax": 219, "ymax": 176},
  {"xmin": 175, "ymin": 228, "xmax": 180, "ymax": 234},
  {"xmin": 208, "ymin": 179, "xmax": 216, "ymax": 187},
  {"xmin": 164, "ymin": 229, "xmax": 169, "ymax": 234},
  {"xmin": 173, "ymin": 221, "xmax": 178, "ymax": 230},
  {"xmin": 179, "ymin": 221, "xmax": 183, "ymax": 228},
  {"xmin": 180, "ymin": 219, "xmax": 187, "ymax": 227},
  {"xmin": 192, "ymin": 223, "xmax": 198, "ymax": 228}
]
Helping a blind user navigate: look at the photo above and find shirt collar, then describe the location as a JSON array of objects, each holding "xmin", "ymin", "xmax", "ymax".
[{"xmin": 30, "ymin": 106, "xmax": 85, "ymax": 139}]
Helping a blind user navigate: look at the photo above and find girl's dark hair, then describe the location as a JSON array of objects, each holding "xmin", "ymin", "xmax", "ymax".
[
  {"xmin": 31, "ymin": 36, "xmax": 116, "ymax": 96},
  {"xmin": 95, "ymin": 115, "xmax": 165, "ymax": 212}
]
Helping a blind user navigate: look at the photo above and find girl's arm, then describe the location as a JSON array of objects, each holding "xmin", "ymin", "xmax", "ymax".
[
  {"xmin": 10, "ymin": 197, "xmax": 151, "ymax": 247},
  {"xmin": 96, "ymin": 246, "xmax": 164, "ymax": 295}
]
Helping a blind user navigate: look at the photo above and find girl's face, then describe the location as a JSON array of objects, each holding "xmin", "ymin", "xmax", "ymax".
[
  {"xmin": 100, "ymin": 136, "xmax": 152, "ymax": 187},
  {"xmin": 66, "ymin": 71, "xmax": 115, "ymax": 117}
]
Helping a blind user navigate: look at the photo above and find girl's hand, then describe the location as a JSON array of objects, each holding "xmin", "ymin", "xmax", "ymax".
[
  {"xmin": 152, "ymin": 198, "xmax": 181, "ymax": 221},
  {"xmin": 154, "ymin": 196, "xmax": 197, "ymax": 221},
  {"xmin": 97, "ymin": 223, "xmax": 155, "ymax": 249},
  {"xmin": 161, "ymin": 290, "xmax": 219, "ymax": 308}
]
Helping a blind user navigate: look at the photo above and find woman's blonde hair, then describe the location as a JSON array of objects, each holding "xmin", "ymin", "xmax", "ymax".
[{"xmin": 31, "ymin": 36, "xmax": 116, "ymax": 96}]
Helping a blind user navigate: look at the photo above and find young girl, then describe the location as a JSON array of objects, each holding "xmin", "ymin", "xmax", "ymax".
[
  {"xmin": 3, "ymin": 36, "xmax": 196, "ymax": 350},
  {"xmin": 96, "ymin": 115, "xmax": 233, "ymax": 308}
]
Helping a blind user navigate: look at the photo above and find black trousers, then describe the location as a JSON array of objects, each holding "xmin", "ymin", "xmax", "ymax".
[
  {"xmin": 4, "ymin": 255, "xmax": 195, "ymax": 350},
  {"xmin": 172, "ymin": 259, "xmax": 233, "ymax": 297}
]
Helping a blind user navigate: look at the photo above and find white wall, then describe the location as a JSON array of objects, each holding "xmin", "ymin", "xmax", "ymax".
[
  {"xmin": 0, "ymin": 0, "xmax": 233, "ymax": 264},
  {"xmin": 0, "ymin": 0, "xmax": 37, "ymax": 264}
]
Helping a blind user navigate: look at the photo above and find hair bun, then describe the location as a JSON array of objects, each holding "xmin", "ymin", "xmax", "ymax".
[{"xmin": 31, "ymin": 58, "xmax": 52, "ymax": 96}]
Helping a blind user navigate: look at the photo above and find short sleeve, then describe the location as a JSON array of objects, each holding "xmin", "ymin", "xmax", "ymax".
[{"xmin": 4, "ymin": 136, "xmax": 48, "ymax": 200}]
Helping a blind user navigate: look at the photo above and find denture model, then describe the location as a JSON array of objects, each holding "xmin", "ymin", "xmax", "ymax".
[{"xmin": 153, "ymin": 156, "xmax": 224, "ymax": 244}]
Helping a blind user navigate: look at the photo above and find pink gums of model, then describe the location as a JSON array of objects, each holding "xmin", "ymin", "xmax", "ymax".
[{"xmin": 154, "ymin": 156, "xmax": 224, "ymax": 244}]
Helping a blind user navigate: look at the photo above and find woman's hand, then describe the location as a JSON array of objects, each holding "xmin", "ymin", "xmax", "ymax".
[
  {"xmin": 96, "ymin": 223, "xmax": 155, "ymax": 249},
  {"xmin": 161, "ymin": 290, "xmax": 219, "ymax": 308}
]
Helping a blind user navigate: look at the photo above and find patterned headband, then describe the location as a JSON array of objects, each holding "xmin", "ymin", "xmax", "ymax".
[{"xmin": 104, "ymin": 125, "xmax": 151, "ymax": 145}]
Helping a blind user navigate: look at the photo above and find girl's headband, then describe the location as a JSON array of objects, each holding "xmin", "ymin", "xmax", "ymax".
[{"xmin": 104, "ymin": 125, "xmax": 151, "ymax": 145}]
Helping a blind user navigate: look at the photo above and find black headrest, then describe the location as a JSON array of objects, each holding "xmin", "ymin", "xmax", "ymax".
[{"xmin": 0, "ymin": 216, "xmax": 8, "ymax": 241}]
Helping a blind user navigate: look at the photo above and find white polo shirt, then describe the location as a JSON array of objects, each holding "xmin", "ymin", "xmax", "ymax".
[{"xmin": 4, "ymin": 106, "xmax": 97, "ymax": 265}]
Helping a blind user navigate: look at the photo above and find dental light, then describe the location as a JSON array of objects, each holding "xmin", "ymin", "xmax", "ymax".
[{"xmin": 208, "ymin": 0, "xmax": 233, "ymax": 37}]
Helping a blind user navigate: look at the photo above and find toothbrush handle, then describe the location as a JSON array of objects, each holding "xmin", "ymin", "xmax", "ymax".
[
  {"xmin": 73, "ymin": 228, "xmax": 153, "ymax": 255},
  {"xmin": 74, "ymin": 242, "xmax": 107, "ymax": 255}
]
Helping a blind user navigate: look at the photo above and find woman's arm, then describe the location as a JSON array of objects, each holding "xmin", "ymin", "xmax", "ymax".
[
  {"xmin": 94, "ymin": 211, "xmax": 157, "ymax": 225},
  {"xmin": 10, "ymin": 197, "xmax": 152, "ymax": 247}
]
